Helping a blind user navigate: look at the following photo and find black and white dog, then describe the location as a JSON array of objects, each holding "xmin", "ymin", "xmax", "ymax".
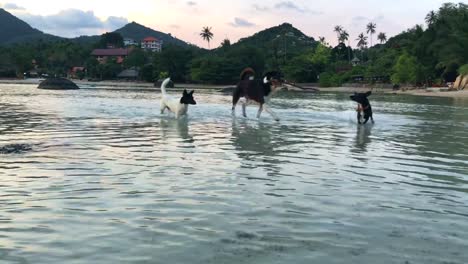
[
  {"xmin": 160, "ymin": 78, "xmax": 196, "ymax": 119},
  {"xmin": 350, "ymin": 91, "xmax": 374, "ymax": 124},
  {"xmin": 231, "ymin": 68, "xmax": 289, "ymax": 121}
]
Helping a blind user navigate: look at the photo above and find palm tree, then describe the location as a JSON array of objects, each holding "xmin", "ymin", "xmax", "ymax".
[
  {"xmin": 319, "ymin": 36, "xmax": 326, "ymax": 45},
  {"xmin": 339, "ymin": 30, "xmax": 351, "ymax": 63},
  {"xmin": 220, "ymin": 38, "xmax": 231, "ymax": 48},
  {"xmin": 334, "ymin": 25, "xmax": 343, "ymax": 43},
  {"xmin": 356, "ymin": 33, "xmax": 368, "ymax": 49},
  {"xmin": 200, "ymin": 26, "xmax": 214, "ymax": 48},
  {"xmin": 366, "ymin": 22, "xmax": 376, "ymax": 47},
  {"xmin": 377, "ymin": 32, "xmax": 387, "ymax": 44},
  {"xmin": 339, "ymin": 30, "xmax": 349, "ymax": 44},
  {"xmin": 356, "ymin": 33, "xmax": 368, "ymax": 60},
  {"xmin": 425, "ymin": 10, "xmax": 437, "ymax": 26}
]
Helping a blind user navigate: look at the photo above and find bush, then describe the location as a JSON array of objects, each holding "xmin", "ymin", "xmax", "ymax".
[
  {"xmin": 319, "ymin": 72, "xmax": 341, "ymax": 87},
  {"xmin": 458, "ymin": 64, "xmax": 468, "ymax": 75}
]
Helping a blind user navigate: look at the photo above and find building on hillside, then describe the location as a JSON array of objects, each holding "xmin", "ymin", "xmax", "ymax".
[
  {"xmin": 351, "ymin": 56, "xmax": 361, "ymax": 67},
  {"xmin": 141, "ymin": 37, "xmax": 163, "ymax": 52},
  {"xmin": 91, "ymin": 48, "xmax": 130, "ymax": 64},
  {"xmin": 124, "ymin": 38, "xmax": 138, "ymax": 47}
]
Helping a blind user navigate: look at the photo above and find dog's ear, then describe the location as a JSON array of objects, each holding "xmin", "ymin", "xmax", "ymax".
[
  {"xmin": 365, "ymin": 91, "xmax": 372, "ymax": 97},
  {"xmin": 183, "ymin": 89, "xmax": 188, "ymax": 95},
  {"xmin": 189, "ymin": 90, "xmax": 194, "ymax": 95}
]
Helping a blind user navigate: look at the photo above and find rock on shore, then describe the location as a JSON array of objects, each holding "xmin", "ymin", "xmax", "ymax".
[{"xmin": 38, "ymin": 78, "xmax": 79, "ymax": 90}]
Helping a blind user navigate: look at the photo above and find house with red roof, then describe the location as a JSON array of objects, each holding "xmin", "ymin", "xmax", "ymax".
[
  {"xmin": 141, "ymin": 37, "xmax": 163, "ymax": 52},
  {"xmin": 91, "ymin": 48, "xmax": 130, "ymax": 64}
]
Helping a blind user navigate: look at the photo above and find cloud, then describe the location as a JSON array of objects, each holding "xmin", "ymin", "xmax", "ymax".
[
  {"xmin": 105, "ymin": 16, "xmax": 128, "ymax": 28},
  {"xmin": 352, "ymin": 16, "xmax": 368, "ymax": 22},
  {"xmin": 254, "ymin": 1, "xmax": 322, "ymax": 14},
  {"xmin": 15, "ymin": 9, "xmax": 128, "ymax": 37},
  {"xmin": 3, "ymin": 2, "xmax": 26, "ymax": 10},
  {"xmin": 229, "ymin": 17, "xmax": 256, "ymax": 27},
  {"xmin": 187, "ymin": 1, "xmax": 197, "ymax": 6},
  {"xmin": 253, "ymin": 4, "xmax": 270, "ymax": 12},
  {"xmin": 274, "ymin": 1, "xmax": 308, "ymax": 13},
  {"xmin": 169, "ymin": 24, "xmax": 181, "ymax": 29}
]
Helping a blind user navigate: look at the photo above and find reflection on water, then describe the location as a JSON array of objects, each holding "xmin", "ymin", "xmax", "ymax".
[
  {"xmin": 1, "ymin": 84, "xmax": 468, "ymax": 264},
  {"xmin": 353, "ymin": 124, "xmax": 373, "ymax": 153},
  {"xmin": 160, "ymin": 117, "xmax": 193, "ymax": 141}
]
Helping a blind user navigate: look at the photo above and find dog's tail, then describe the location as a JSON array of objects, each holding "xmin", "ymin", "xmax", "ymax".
[{"xmin": 160, "ymin": 77, "xmax": 171, "ymax": 96}]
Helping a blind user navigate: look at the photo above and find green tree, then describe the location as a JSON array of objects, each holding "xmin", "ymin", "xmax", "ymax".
[
  {"xmin": 339, "ymin": 30, "xmax": 351, "ymax": 63},
  {"xmin": 425, "ymin": 10, "xmax": 438, "ymax": 27},
  {"xmin": 366, "ymin": 22, "xmax": 376, "ymax": 47},
  {"xmin": 458, "ymin": 64, "xmax": 468, "ymax": 75},
  {"xmin": 283, "ymin": 53, "xmax": 318, "ymax": 82},
  {"xmin": 334, "ymin": 25, "xmax": 343, "ymax": 43},
  {"xmin": 391, "ymin": 53, "xmax": 419, "ymax": 84},
  {"xmin": 200, "ymin": 26, "xmax": 214, "ymax": 49},
  {"xmin": 377, "ymin": 32, "xmax": 387, "ymax": 44},
  {"xmin": 356, "ymin": 33, "xmax": 368, "ymax": 60},
  {"xmin": 124, "ymin": 48, "xmax": 146, "ymax": 68},
  {"xmin": 97, "ymin": 32, "xmax": 124, "ymax": 48}
]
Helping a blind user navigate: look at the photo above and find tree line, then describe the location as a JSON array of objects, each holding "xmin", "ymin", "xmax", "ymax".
[{"xmin": 0, "ymin": 2, "xmax": 467, "ymax": 87}]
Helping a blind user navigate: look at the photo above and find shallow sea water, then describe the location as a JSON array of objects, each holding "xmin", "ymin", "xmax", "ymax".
[{"xmin": 1, "ymin": 84, "xmax": 468, "ymax": 264}]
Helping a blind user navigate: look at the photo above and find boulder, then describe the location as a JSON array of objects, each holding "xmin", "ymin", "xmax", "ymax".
[
  {"xmin": 453, "ymin": 75, "xmax": 462, "ymax": 89},
  {"xmin": 38, "ymin": 78, "xmax": 79, "ymax": 90},
  {"xmin": 459, "ymin": 75, "xmax": 468, "ymax": 90},
  {"xmin": 453, "ymin": 75, "xmax": 468, "ymax": 90}
]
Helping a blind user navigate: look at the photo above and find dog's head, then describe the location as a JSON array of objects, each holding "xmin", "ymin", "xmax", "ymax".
[
  {"xmin": 263, "ymin": 71, "xmax": 284, "ymax": 88},
  {"xmin": 350, "ymin": 91, "xmax": 372, "ymax": 105},
  {"xmin": 180, "ymin": 89, "xmax": 197, "ymax": 105}
]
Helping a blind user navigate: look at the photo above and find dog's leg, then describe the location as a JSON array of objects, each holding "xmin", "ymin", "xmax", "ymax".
[
  {"xmin": 357, "ymin": 112, "xmax": 362, "ymax": 124},
  {"xmin": 370, "ymin": 114, "xmax": 375, "ymax": 124},
  {"xmin": 256, "ymin": 104, "xmax": 263, "ymax": 118},
  {"xmin": 232, "ymin": 86, "xmax": 241, "ymax": 115},
  {"xmin": 160, "ymin": 103, "xmax": 166, "ymax": 114},
  {"xmin": 263, "ymin": 104, "xmax": 280, "ymax": 121},
  {"xmin": 242, "ymin": 99, "xmax": 247, "ymax": 117}
]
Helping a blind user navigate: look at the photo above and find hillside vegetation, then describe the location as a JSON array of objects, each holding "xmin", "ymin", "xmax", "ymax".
[{"xmin": 0, "ymin": 3, "xmax": 467, "ymax": 87}]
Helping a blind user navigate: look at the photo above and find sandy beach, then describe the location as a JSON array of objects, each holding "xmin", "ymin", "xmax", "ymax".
[
  {"xmin": 387, "ymin": 88, "xmax": 468, "ymax": 98},
  {"xmin": 2, "ymin": 79, "xmax": 468, "ymax": 98}
]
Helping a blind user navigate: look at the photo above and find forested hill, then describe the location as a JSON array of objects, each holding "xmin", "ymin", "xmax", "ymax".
[
  {"xmin": 233, "ymin": 23, "xmax": 316, "ymax": 50},
  {"xmin": 114, "ymin": 22, "xmax": 189, "ymax": 47},
  {"xmin": 0, "ymin": 9, "xmax": 189, "ymax": 47},
  {"xmin": 0, "ymin": 8, "xmax": 60, "ymax": 44}
]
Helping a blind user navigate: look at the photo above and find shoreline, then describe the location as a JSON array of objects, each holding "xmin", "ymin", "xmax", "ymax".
[{"xmin": 2, "ymin": 79, "xmax": 468, "ymax": 98}]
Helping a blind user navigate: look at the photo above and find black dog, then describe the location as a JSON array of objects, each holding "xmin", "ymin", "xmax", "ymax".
[
  {"xmin": 232, "ymin": 68, "xmax": 285, "ymax": 121},
  {"xmin": 350, "ymin": 91, "xmax": 374, "ymax": 124}
]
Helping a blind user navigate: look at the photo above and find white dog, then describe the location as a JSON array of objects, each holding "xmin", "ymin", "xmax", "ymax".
[{"xmin": 159, "ymin": 78, "xmax": 196, "ymax": 118}]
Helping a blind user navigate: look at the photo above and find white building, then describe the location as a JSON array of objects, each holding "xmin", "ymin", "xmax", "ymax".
[{"xmin": 141, "ymin": 37, "xmax": 163, "ymax": 52}]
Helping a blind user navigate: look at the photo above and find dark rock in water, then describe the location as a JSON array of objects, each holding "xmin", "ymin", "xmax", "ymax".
[
  {"xmin": 38, "ymin": 78, "xmax": 79, "ymax": 90},
  {"xmin": 154, "ymin": 79, "xmax": 174, "ymax": 88},
  {"xmin": 235, "ymin": 231, "xmax": 257, "ymax": 240},
  {"xmin": 0, "ymin": 143, "xmax": 32, "ymax": 154}
]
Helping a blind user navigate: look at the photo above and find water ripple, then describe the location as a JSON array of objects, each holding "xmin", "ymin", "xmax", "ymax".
[{"xmin": 1, "ymin": 84, "xmax": 468, "ymax": 263}]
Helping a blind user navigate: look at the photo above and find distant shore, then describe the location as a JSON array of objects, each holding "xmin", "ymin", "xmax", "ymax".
[{"xmin": 2, "ymin": 78, "xmax": 468, "ymax": 98}]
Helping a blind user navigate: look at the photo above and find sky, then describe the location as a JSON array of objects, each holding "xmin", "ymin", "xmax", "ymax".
[{"xmin": 0, "ymin": 0, "xmax": 460, "ymax": 48}]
